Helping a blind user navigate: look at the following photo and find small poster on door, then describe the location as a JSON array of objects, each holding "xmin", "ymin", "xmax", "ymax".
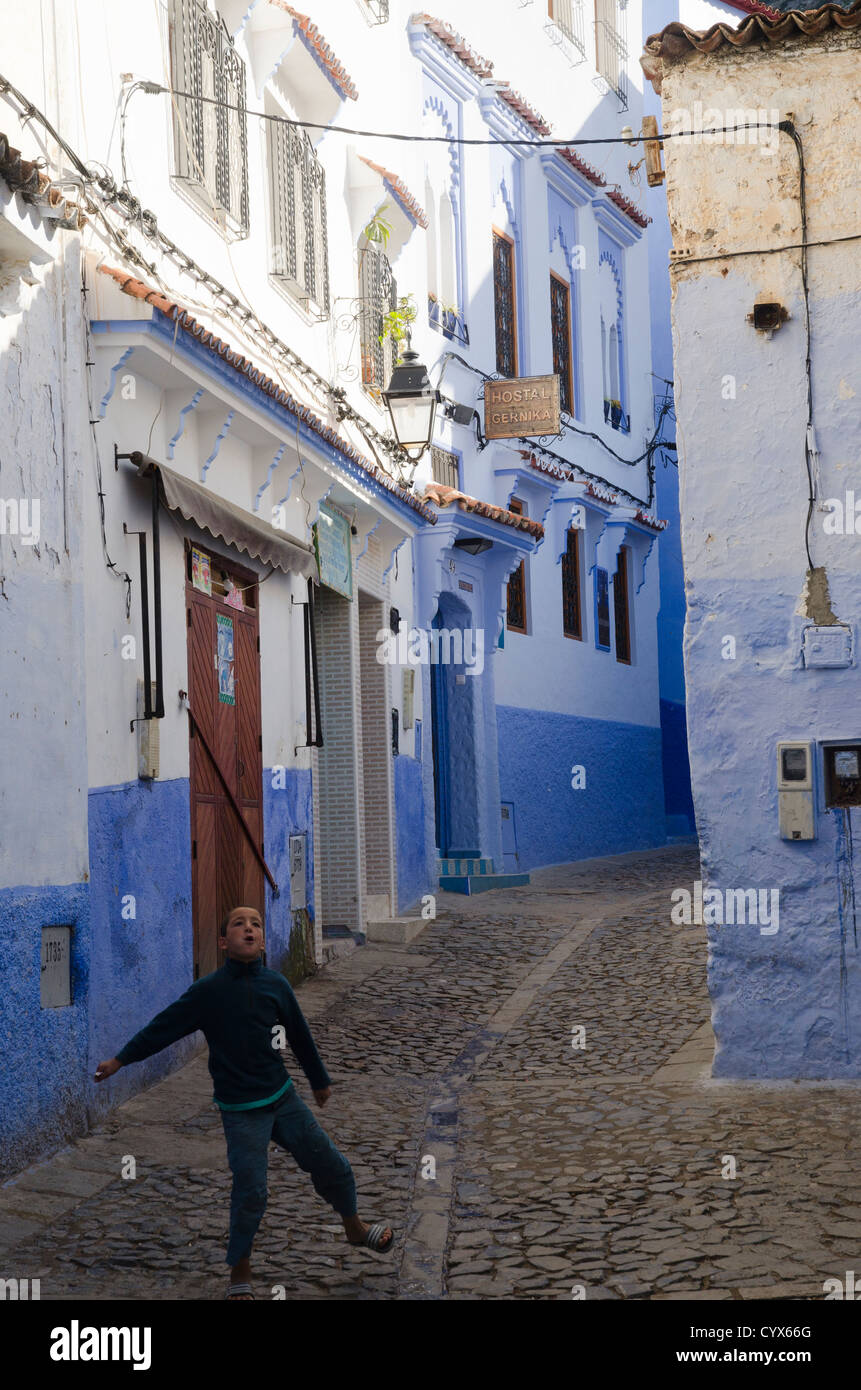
[
  {"xmin": 217, "ymin": 613, "xmax": 235, "ymax": 705},
  {"xmin": 191, "ymin": 547, "xmax": 211, "ymax": 595}
]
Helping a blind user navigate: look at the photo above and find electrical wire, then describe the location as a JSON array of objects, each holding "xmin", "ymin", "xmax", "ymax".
[
  {"xmin": 129, "ymin": 83, "xmax": 787, "ymax": 150},
  {"xmin": 81, "ymin": 265, "xmax": 133, "ymax": 619}
]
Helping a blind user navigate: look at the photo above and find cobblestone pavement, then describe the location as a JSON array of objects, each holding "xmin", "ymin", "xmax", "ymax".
[{"xmin": 3, "ymin": 844, "xmax": 860, "ymax": 1301}]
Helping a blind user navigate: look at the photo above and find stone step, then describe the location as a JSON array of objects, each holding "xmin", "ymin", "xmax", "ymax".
[
  {"xmin": 365, "ymin": 917, "xmax": 429, "ymax": 944},
  {"xmin": 439, "ymin": 872, "xmax": 530, "ymax": 896},
  {"xmin": 437, "ymin": 857, "xmax": 494, "ymax": 877}
]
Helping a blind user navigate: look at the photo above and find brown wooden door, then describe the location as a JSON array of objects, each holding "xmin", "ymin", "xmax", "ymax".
[{"xmin": 186, "ymin": 550, "xmax": 264, "ymax": 978}]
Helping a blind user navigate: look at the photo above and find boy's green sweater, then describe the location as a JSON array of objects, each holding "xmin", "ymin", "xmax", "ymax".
[{"xmin": 116, "ymin": 956, "xmax": 331, "ymax": 1109}]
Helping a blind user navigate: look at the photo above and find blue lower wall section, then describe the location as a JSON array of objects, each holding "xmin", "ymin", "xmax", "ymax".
[
  {"xmin": 660, "ymin": 697, "xmax": 696, "ymax": 834},
  {"xmin": 0, "ymin": 881, "xmax": 90, "ymax": 1179},
  {"xmin": 496, "ymin": 706, "xmax": 667, "ymax": 871},
  {"xmin": 87, "ymin": 778, "xmax": 197, "ymax": 1123},
  {"xmin": 394, "ymin": 754, "xmax": 432, "ymax": 913},
  {"xmin": 262, "ymin": 766, "xmax": 314, "ymax": 972}
]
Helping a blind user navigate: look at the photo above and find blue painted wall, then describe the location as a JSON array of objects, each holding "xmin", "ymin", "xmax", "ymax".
[
  {"xmin": 0, "ymin": 882, "xmax": 90, "ymax": 1180},
  {"xmin": 262, "ymin": 766, "xmax": 314, "ymax": 969},
  {"xmin": 660, "ymin": 698, "xmax": 697, "ymax": 837},
  {"xmin": 394, "ymin": 754, "xmax": 433, "ymax": 913},
  {"xmin": 87, "ymin": 778, "xmax": 198, "ymax": 1120},
  {"xmin": 496, "ymin": 706, "xmax": 666, "ymax": 870}
]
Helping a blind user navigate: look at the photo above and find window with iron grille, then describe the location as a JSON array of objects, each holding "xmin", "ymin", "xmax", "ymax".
[
  {"xmin": 493, "ymin": 230, "xmax": 518, "ymax": 378},
  {"xmin": 268, "ymin": 119, "xmax": 329, "ymax": 316},
  {"xmin": 362, "ymin": 0, "xmax": 389, "ymax": 21},
  {"xmin": 595, "ymin": 566, "xmax": 610, "ymax": 650},
  {"xmin": 168, "ymin": 0, "xmax": 249, "ymax": 237},
  {"xmin": 561, "ymin": 525, "xmax": 582, "ymax": 639},
  {"xmin": 550, "ymin": 273, "xmax": 574, "ymax": 417},
  {"xmin": 547, "ymin": 0, "xmax": 587, "ymax": 60},
  {"xmin": 594, "ymin": 0, "xmax": 628, "ymax": 108},
  {"xmin": 358, "ymin": 245, "xmax": 397, "ymax": 393},
  {"xmin": 431, "ymin": 446, "xmax": 460, "ymax": 491},
  {"xmin": 613, "ymin": 545, "xmax": 631, "ymax": 663},
  {"xmin": 506, "ymin": 498, "xmax": 528, "ymax": 635}
]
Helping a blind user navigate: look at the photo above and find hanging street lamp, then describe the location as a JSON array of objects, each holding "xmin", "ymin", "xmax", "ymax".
[{"xmin": 381, "ymin": 336, "xmax": 441, "ymax": 460}]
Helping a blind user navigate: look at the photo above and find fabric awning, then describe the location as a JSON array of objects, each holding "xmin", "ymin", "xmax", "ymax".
[{"xmin": 132, "ymin": 453, "xmax": 317, "ymax": 579}]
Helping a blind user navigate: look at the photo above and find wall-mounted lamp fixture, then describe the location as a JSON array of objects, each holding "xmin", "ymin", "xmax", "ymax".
[
  {"xmin": 453, "ymin": 537, "xmax": 493, "ymax": 556},
  {"xmin": 381, "ymin": 341, "xmax": 441, "ymax": 460}
]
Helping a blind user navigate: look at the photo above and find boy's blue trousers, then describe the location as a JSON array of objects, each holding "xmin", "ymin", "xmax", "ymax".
[{"xmin": 220, "ymin": 1084, "xmax": 357, "ymax": 1265}]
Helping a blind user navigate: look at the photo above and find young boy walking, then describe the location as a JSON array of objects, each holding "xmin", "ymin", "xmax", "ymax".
[{"xmin": 94, "ymin": 905, "xmax": 393, "ymax": 1299}]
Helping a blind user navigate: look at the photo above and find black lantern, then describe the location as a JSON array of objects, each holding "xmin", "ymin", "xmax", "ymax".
[{"xmin": 381, "ymin": 343, "xmax": 441, "ymax": 459}]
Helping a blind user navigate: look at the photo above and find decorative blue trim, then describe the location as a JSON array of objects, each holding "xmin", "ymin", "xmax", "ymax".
[
  {"xmin": 201, "ymin": 410, "xmax": 235, "ymax": 483},
  {"xmin": 167, "ymin": 388, "xmax": 204, "ymax": 460},
  {"xmin": 275, "ymin": 460, "xmax": 303, "ymax": 509},
  {"xmin": 231, "ymin": 0, "xmax": 263, "ymax": 40},
  {"xmin": 254, "ymin": 442, "xmax": 286, "ymax": 513},
  {"xmin": 383, "ymin": 537, "xmax": 407, "ymax": 584},
  {"xmin": 98, "ymin": 346, "xmax": 135, "ymax": 419},
  {"xmin": 540, "ymin": 149, "xmax": 594, "ymax": 209},
  {"xmin": 407, "ymin": 23, "xmax": 484, "ymax": 102},
  {"xmin": 592, "ymin": 196, "xmax": 642, "ymax": 248},
  {"xmin": 91, "ymin": 317, "xmax": 427, "ymax": 530},
  {"xmin": 356, "ymin": 516, "xmax": 382, "ymax": 564}
]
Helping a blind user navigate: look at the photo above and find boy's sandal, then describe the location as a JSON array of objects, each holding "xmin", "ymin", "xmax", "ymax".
[
  {"xmin": 226, "ymin": 1282, "xmax": 255, "ymax": 1300},
  {"xmin": 363, "ymin": 1222, "xmax": 394, "ymax": 1253}
]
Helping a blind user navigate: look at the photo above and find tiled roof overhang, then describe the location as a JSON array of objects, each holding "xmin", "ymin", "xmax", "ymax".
[
  {"xmin": 98, "ymin": 266, "xmax": 436, "ymax": 524},
  {"xmin": 606, "ymin": 188, "xmax": 651, "ymax": 228},
  {"xmin": 271, "ymin": 3, "xmax": 359, "ymax": 100},
  {"xmin": 358, "ymin": 157, "xmax": 429, "ymax": 228},
  {"xmin": 642, "ymin": 0, "xmax": 861, "ymax": 90},
  {"xmin": 423, "ymin": 482, "xmax": 544, "ymax": 538},
  {"xmin": 496, "ymin": 85, "xmax": 552, "ymax": 136},
  {"xmin": 409, "ymin": 13, "xmax": 495, "ymax": 77},
  {"xmin": 558, "ymin": 148, "xmax": 606, "ymax": 187}
]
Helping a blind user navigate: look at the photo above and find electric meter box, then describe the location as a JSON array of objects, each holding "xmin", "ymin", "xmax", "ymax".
[{"xmin": 777, "ymin": 741, "xmax": 815, "ymax": 841}]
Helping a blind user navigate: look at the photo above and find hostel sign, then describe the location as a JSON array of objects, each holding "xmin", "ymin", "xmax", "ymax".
[{"xmin": 484, "ymin": 374, "xmax": 560, "ymax": 441}]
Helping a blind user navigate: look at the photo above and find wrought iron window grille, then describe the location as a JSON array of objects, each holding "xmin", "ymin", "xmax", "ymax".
[
  {"xmin": 546, "ymin": 0, "xmax": 587, "ymax": 63},
  {"xmin": 431, "ymin": 446, "xmax": 460, "ymax": 491},
  {"xmin": 268, "ymin": 120, "xmax": 330, "ymax": 319},
  {"xmin": 550, "ymin": 275, "xmax": 574, "ymax": 418},
  {"xmin": 362, "ymin": 0, "xmax": 390, "ymax": 22},
  {"xmin": 492, "ymin": 231, "xmax": 517, "ymax": 380},
  {"xmin": 593, "ymin": 0, "xmax": 628, "ymax": 109},
  {"xmin": 357, "ymin": 245, "xmax": 397, "ymax": 396},
  {"xmin": 168, "ymin": 0, "xmax": 249, "ymax": 238}
]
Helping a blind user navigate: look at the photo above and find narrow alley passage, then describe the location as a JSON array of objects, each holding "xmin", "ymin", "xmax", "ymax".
[{"xmin": 2, "ymin": 846, "xmax": 859, "ymax": 1301}]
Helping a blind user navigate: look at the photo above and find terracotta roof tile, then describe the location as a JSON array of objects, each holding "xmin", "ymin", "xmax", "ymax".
[
  {"xmin": 358, "ymin": 156, "xmax": 429, "ymax": 229},
  {"xmin": 0, "ymin": 132, "xmax": 85, "ymax": 230},
  {"xmin": 98, "ymin": 266, "xmax": 435, "ymax": 523},
  {"xmin": 495, "ymin": 84, "xmax": 553, "ymax": 136},
  {"xmin": 584, "ymin": 480, "xmax": 619, "ymax": 504},
  {"xmin": 642, "ymin": 0, "xmax": 861, "ymax": 91},
  {"xmin": 606, "ymin": 187, "xmax": 652, "ymax": 228},
  {"xmin": 634, "ymin": 508, "xmax": 669, "ymax": 531},
  {"xmin": 423, "ymin": 482, "xmax": 544, "ymax": 538},
  {"xmin": 410, "ymin": 13, "xmax": 495, "ymax": 77},
  {"xmin": 558, "ymin": 147, "xmax": 606, "ymax": 187},
  {"xmin": 271, "ymin": 3, "xmax": 359, "ymax": 100}
]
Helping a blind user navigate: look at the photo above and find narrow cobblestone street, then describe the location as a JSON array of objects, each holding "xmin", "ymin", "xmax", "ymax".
[{"xmin": 3, "ymin": 845, "xmax": 860, "ymax": 1302}]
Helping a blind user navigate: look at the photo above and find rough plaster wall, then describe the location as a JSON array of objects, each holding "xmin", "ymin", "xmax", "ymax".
[
  {"xmin": 0, "ymin": 245, "xmax": 89, "ymax": 887},
  {"xmin": 662, "ymin": 34, "xmax": 861, "ymax": 1076}
]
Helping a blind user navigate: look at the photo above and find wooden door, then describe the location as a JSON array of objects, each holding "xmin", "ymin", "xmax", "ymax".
[{"xmin": 186, "ymin": 546, "xmax": 264, "ymax": 978}]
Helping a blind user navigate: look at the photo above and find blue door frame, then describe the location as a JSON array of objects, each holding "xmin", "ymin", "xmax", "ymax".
[{"xmin": 430, "ymin": 611, "xmax": 451, "ymax": 856}]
